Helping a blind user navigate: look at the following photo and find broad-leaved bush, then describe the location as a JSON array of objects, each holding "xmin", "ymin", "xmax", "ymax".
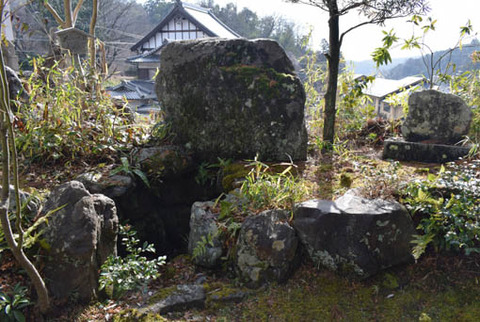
[
  {"xmin": 99, "ymin": 225, "xmax": 166, "ymax": 299},
  {"xmin": 402, "ymin": 161, "xmax": 480, "ymax": 259}
]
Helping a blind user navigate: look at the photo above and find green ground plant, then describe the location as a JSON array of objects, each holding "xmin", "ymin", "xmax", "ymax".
[
  {"xmin": 192, "ymin": 158, "xmax": 310, "ymax": 263},
  {"xmin": 300, "ymin": 47, "xmax": 326, "ymax": 138},
  {"xmin": 0, "ymin": 283, "xmax": 31, "ymax": 322},
  {"xmin": 336, "ymin": 69, "xmax": 375, "ymax": 135},
  {"xmin": 359, "ymin": 161, "xmax": 402, "ymax": 199},
  {"xmin": 99, "ymin": 225, "xmax": 166, "ymax": 299},
  {"xmin": 402, "ymin": 161, "xmax": 480, "ymax": 259},
  {"xmin": 300, "ymin": 47, "xmax": 376, "ymax": 151},
  {"xmin": 239, "ymin": 158, "xmax": 309, "ymax": 215},
  {"xmin": 447, "ymin": 69, "xmax": 480, "ymax": 147},
  {"xmin": 110, "ymin": 156, "xmax": 150, "ymax": 188}
]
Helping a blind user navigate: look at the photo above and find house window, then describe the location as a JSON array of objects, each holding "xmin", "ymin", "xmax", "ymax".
[
  {"xmin": 138, "ymin": 69, "xmax": 149, "ymax": 80},
  {"xmin": 383, "ymin": 103, "xmax": 391, "ymax": 113}
]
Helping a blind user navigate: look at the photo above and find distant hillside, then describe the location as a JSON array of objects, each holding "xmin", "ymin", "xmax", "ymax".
[
  {"xmin": 383, "ymin": 40, "xmax": 480, "ymax": 80},
  {"xmin": 350, "ymin": 57, "xmax": 410, "ymax": 75}
]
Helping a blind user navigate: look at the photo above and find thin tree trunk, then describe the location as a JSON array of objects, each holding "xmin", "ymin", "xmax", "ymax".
[
  {"xmin": 64, "ymin": 0, "xmax": 72, "ymax": 27},
  {"xmin": 0, "ymin": 2, "xmax": 50, "ymax": 312},
  {"xmin": 89, "ymin": 0, "xmax": 98, "ymax": 69},
  {"xmin": 323, "ymin": 5, "xmax": 341, "ymax": 144}
]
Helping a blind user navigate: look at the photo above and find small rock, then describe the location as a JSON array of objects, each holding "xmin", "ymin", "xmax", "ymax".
[
  {"xmin": 236, "ymin": 209, "xmax": 298, "ymax": 288},
  {"xmin": 0, "ymin": 185, "xmax": 41, "ymax": 217},
  {"xmin": 188, "ymin": 201, "xmax": 223, "ymax": 268},
  {"xmin": 143, "ymin": 285, "xmax": 206, "ymax": 314},
  {"xmin": 135, "ymin": 145, "xmax": 193, "ymax": 178},
  {"xmin": 76, "ymin": 171, "xmax": 134, "ymax": 198}
]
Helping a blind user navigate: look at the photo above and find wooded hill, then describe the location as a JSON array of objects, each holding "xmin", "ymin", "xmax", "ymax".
[{"xmin": 383, "ymin": 39, "xmax": 480, "ymax": 79}]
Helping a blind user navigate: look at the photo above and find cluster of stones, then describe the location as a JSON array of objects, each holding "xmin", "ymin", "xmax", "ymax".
[
  {"xmin": 27, "ymin": 37, "xmax": 308, "ymax": 304},
  {"xmin": 188, "ymin": 189, "xmax": 416, "ymax": 286},
  {"xmin": 27, "ymin": 38, "xmax": 424, "ymax": 309}
]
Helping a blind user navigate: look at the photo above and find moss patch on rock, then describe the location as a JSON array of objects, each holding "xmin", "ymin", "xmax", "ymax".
[{"xmin": 113, "ymin": 309, "xmax": 166, "ymax": 322}]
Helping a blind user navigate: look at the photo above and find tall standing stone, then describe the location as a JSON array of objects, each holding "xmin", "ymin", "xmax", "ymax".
[
  {"xmin": 155, "ymin": 38, "xmax": 308, "ymax": 162},
  {"xmin": 42, "ymin": 181, "xmax": 118, "ymax": 303}
]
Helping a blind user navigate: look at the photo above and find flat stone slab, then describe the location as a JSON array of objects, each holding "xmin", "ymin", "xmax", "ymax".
[
  {"xmin": 383, "ymin": 138, "xmax": 471, "ymax": 163},
  {"xmin": 142, "ymin": 285, "xmax": 206, "ymax": 314}
]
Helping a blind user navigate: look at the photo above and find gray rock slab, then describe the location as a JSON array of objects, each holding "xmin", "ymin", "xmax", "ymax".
[
  {"xmin": 188, "ymin": 201, "xmax": 224, "ymax": 268},
  {"xmin": 294, "ymin": 192, "xmax": 415, "ymax": 279},
  {"xmin": 383, "ymin": 138, "xmax": 471, "ymax": 163},
  {"xmin": 144, "ymin": 285, "xmax": 206, "ymax": 314}
]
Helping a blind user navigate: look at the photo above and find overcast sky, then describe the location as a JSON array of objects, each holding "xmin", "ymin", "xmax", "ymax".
[{"xmin": 138, "ymin": 0, "xmax": 480, "ymax": 62}]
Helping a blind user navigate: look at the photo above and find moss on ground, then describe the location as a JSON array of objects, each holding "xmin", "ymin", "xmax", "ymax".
[
  {"xmin": 113, "ymin": 308, "xmax": 166, "ymax": 322},
  {"xmin": 206, "ymin": 259, "xmax": 480, "ymax": 321}
]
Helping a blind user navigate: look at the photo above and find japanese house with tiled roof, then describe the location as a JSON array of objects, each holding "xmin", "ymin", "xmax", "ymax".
[{"xmin": 127, "ymin": 0, "xmax": 240, "ymax": 79}]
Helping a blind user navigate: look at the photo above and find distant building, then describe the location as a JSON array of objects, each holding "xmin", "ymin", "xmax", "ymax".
[
  {"xmin": 127, "ymin": 0, "xmax": 240, "ymax": 80},
  {"xmin": 107, "ymin": 80, "xmax": 158, "ymax": 114},
  {"xmin": 109, "ymin": 1, "xmax": 240, "ymax": 113},
  {"xmin": 361, "ymin": 76, "xmax": 427, "ymax": 120}
]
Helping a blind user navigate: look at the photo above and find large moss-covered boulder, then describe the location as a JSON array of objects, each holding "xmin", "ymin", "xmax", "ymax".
[{"xmin": 155, "ymin": 38, "xmax": 308, "ymax": 162}]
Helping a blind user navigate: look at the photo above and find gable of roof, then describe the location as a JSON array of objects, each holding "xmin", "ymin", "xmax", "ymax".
[
  {"xmin": 107, "ymin": 80, "xmax": 157, "ymax": 100},
  {"xmin": 131, "ymin": 1, "xmax": 240, "ymax": 52}
]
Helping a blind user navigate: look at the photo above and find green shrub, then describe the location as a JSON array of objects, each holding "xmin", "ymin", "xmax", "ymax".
[
  {"xmin": 240, "ymin": 158, "xmax": 309, "ymax": 215},
  {"xmin": 14, "ymin": 57, "xmax": 148, "ymax": 165},
  {"xmin": 402, "ymin": 161, "xmax": 480, "ymax": 259},
  {"xmin": 99, "ymin": 225, "xmax": 166, "ymax": 299},
  {"xmin": 0, "ymin": 283, "xmax": 31, "ymax": 322}
]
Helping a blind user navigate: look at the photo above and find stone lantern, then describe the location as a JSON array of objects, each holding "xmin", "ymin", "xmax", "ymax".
[{"xmin": 55, "ymin": 27, "xmax": 92, "ymax": 55}]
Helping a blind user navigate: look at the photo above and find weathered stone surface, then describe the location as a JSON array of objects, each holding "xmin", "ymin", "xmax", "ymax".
[
  {"xmin": 143, "ymin": 285, "xmax": 206, "ymax": 314},
  {"xmin": 42, "ymin": 181, "xmax": 118, "ymax": 302},
  {"xmin": 294, "ymin": 191, "xmax": 415, "ymax": 279},
  {"xmin": 382, "ymin": 138, "xmax": 471, "ymax": 163},
  {"xmin": 155, "ymin": 38, "xmax": 308, "ymax": 162},
  {"xmin": 188, "ymin": 201, "xmax": 223, "ymax": 268},
  {"xmin": 402, "ymin": 90, "xmax": 471, "ymax": 144},
  {"xmin": 76, "ymin": 172, "xmax": 135, "ymax": 198},
  {"xmin": 135, "ymin": 145, "xmax": 193, "ymax": 178},
  {"xmin": 6, "ymin": 66, "xmax": 27, "ymax": 111},
  {"xmin": 0, "ymin": 185, "xmax": 41, "ymax": 217},
  {"xmin": 3, "ymin": 41, "xmax": 19, "ymax": 70},
  {"xmin": 208, "ymin": 288, "xmax": 249, "ymax": 305},
  {"xmin": 56, "ymin": 27, "xmax": 90, "ymax": 55},
  {"xmin": 236, "ymin": 210, "xmax": 298, "ymax": 288}
]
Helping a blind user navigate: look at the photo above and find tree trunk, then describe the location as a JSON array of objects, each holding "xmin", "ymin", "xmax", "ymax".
[
  {"xmin": 323, "ymin": 2, "xmax": 341, "ymax": 145},
  {"xmin": 0, "ymin": 2, "xmax": 50, "ymax": 312},
  {"xmin": 89, "ymin": 0, "xmax": 98, "ymax": 70}
]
